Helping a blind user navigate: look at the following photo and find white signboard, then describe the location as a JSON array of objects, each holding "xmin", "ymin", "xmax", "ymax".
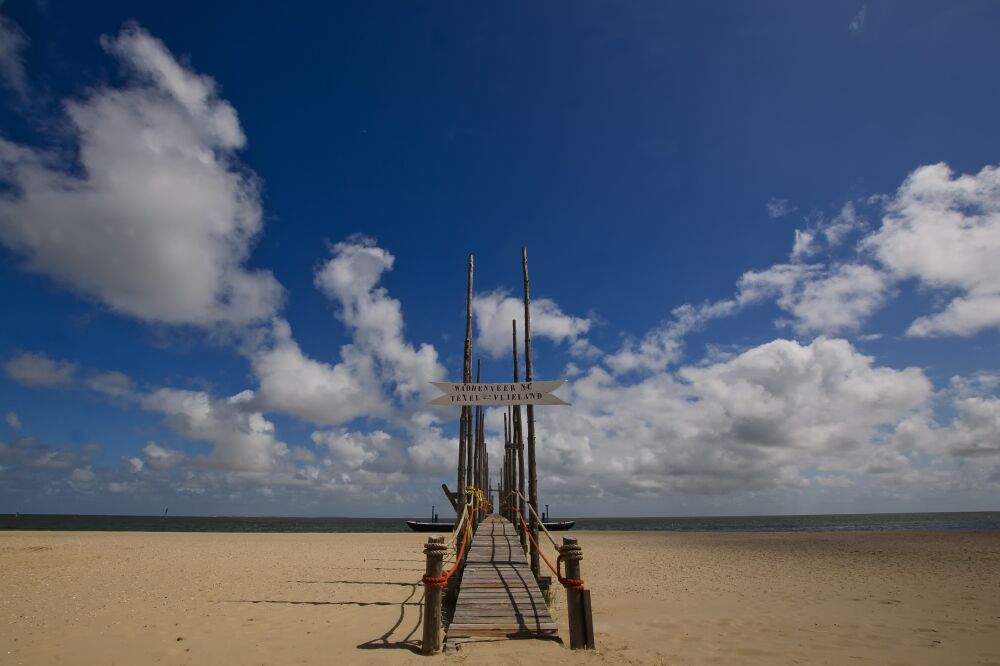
[{"xmin": 428, "ymin": 380, "xmax": 570, "ymax": 406}]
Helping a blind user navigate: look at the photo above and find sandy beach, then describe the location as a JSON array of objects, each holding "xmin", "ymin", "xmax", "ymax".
[{"xmin": 1, "ymin": 529, "xmax": 998, "ymax": 665}]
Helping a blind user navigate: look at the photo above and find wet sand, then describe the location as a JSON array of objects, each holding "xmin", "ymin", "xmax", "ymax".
[{"xmin": 1, "ymin": 529, "xmax": 998, "ymax": 664}]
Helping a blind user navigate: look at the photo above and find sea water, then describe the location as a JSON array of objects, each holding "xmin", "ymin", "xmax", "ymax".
[{"xmin": 1, "ymin": 511, "xmax": 997, "ymax": 533}]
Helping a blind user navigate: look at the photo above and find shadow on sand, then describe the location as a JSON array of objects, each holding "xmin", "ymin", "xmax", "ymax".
[
  {"xmin": 216, "ymin": 578, "xmax": 429, "ymax": 654},
  {"xmin": 356, "ymin": 582, "xmax": 424, "ymax": 653}
]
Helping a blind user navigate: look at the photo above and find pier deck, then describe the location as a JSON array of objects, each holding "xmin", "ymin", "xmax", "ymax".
[{"xmin": 446, "ymin": 514, "xmax": 558, "ymax": 647}]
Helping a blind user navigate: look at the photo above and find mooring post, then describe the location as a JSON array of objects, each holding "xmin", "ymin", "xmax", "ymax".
[
  {"xmin": 422, "ymin": 535, "xmax": 447, "ymax": 655},
  {"xmin": 559, "ymin": 536, "xmax": 595, "ymax": 650}
]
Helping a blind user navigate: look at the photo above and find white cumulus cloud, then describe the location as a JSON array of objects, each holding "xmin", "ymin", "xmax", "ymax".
[
  {"xmin": 141, "ymin": 441, "xmax": 185, "ymax": 470},
  {"xmin": 248, "ymin": 239, "xmax": 446, "ymax": 428},
  {"xmin": 314, "ymin": 237, "xmax": 445, "ymax": 402},
  {"xmin": 538, "ymin": 337, "xmax": 932, "ymax": 498},
  {"xmin": 141, "ymin": 388, "xmax": 288, "ymax": 473},
  {"xmin": 472, "ymin": 289, "xmax": 592, "ymax": 358},
  {"xmin": 0, "ymin": 23, "xmax": 282, "ymax": 327},
  {"xmin": 740, "ymin": 263, "xmax": 890, "ymax": 335},
  {"xmin": 864, "ymin": 163, "xmax": 1000, "ymax": 337},
  {"xmin": 248, "ymin": 318, "xmax": 386, "ymax": 426}
]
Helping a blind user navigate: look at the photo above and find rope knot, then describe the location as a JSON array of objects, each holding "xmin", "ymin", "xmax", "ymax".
[
  {"xmin": 559, "ymin": 577, "xmax": 585, "ymax": 590},
  {"xmin": 557, "ymin": 543, "xmax": 583, "ymax": 562},
  {"xmin": 421, "ymin": 574, "xmax": 448, "ymax": 588},
  {"xmin": 423, "ymin": 540, "xmax": 448, "ymax": 557}
]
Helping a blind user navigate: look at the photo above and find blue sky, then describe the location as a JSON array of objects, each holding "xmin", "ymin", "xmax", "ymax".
[{"xmin": 1, "ymin": 1, "xmax": 998, "ymax": 516}]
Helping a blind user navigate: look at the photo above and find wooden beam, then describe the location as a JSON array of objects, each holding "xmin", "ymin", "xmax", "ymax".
[
  {"xmin": 458, "ymin": 255, "xmax": 473, "ymax": 514},
  {"xmin": 441, "ymin": 484, "xmax": 459, "ymax": 513},
  {"xmin": 522, "ymin": 246, "xmax": 540, "ymax": 580},
  {"xmin": 512, "ymin": 319, "xmax": 527, "ymax": 555}
]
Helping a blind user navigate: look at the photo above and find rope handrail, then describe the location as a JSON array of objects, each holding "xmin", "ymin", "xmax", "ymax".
[
  {"xmin": 444, "ymin": 495, "xmax": 471, "ymax": 550},
  {"xmin": 511, "ymin": 488, "xmax": 560, "ymax": 550},
  {"xmin": 421, "ymin": 491, "xmax": 478, "ymax": 588},
  {"xmin": 513, "ymin": 508, "xmax": 585, "ymax": 590}
]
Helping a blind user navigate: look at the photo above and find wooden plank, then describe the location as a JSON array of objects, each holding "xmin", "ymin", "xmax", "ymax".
[
  {"xmin": 449, "ymin": 623, "xmax": 557, "ymax": 628},
  {"xmin": 445, "ymin": 515, "xmax": 558, "ymax": 649},
  {"xmin": 448, "ymin": 627, "xmax": 558, "ymax": 633},
  {"xmin": 454, "ymin": 617, "xmax": 556, "ymax": 621},
  {"xmin": 452, "ymin": 611, "xmax": 549, "ymax": 617},
  {"xmin": 450, "ymin": 622, "xmax": 557, "ymax": 628}
]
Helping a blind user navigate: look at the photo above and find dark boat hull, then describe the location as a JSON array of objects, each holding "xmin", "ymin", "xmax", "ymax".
[
  {"xmin": 406, "ymin": 520, "xmax": 453, "ymax": 532},
  {"xmin": 406, "ymin": 519, "xmax": 575, "ymax": 532}
]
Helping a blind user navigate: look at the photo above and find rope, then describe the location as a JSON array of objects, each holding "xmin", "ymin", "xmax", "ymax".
[
  {"xmin": 511, "ymin": 489, "xmax": 560, "ymax": 550},
  {"xmin": 444, "ymin": 498, "xmax": 470, "ymax": 550},
  {"xmin": 421, "ymin": 491, "xmax": 478, "ymax": 588},
  {"xmin": 422, "ymin": 516, "xmax": 471, "ymax": 588},
  {"xmin": 514, "ymin": 509, "xmax": 585, "ymax": 590},
  {"xmin": 465, "ymin": 485, "xmax": 495, "ymax": 515}
]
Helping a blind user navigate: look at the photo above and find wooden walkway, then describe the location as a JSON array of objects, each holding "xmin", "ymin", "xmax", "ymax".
[{"xmin": 446, "ymin": 514, "xmax": 558, "ymax": 647}]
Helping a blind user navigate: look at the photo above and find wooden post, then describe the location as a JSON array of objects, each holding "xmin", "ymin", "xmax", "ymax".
[
  {"xmin": 440, "ymin": 483, "xmax": 459, "ymax": 513},
  {"xmin": 465, "ymin": 405, "xmax": 474, "ymax": 490},
  {"xmin": 502, "ymin": 412, "xmax": 509, "ymax": 519},
  {"xmin": 505, "ymin": 406, "xmax": 514, "ymax": 521},
  {"xmin": 505, "ymin": 422, "xmax": 510, "ymax": 520},
  {"xmin": 473, "ymin": 414, "xmax": 480, "ymax": 520},
  {"xmin": 504, "ymin": 408, "xmax": 512, "ymax": 520},
  {"xmin": 559, "ymin": 536, "xmax": 595, "ymax": 650},
  {"xmin": 482, "ymin": 425, "xmax": 488, "ymax": 514},
  {"xmin": 422, "ymin": 535, "xmax": 447, "ymax": 655},
  {"xmin": 457, "ymin": 255, "xmax": 473, "ymax": 515},
  {"xmin": 479, "ymin": 408, "xmax": 485, "ymax": 499},
  {"xmin": 476, "ymin": 361, "xmax": 482, "ymax": 483},
  {"xmin": 521, "ymin": 247, "xmax": 540, "ymax": 580},
  {"xmin": 472, "ymin": 361, "xmax": 482, "ymax": 522},
  {"xmin": 512, "ymin": 319, "xmax": 527, "ymax": 555},
  {"xmin": 458, "ymin": 411, "xmax": 467, "ymax": 507},
  {"xmin": 479, "ymin": 408, "xmax": 486, "ymax": 515}
]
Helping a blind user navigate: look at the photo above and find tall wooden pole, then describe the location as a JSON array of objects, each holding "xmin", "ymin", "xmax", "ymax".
[
  {"xmin": 458, "ymin": 255, "xmax": 473, "ymax": 515},
  {"xmin": 473, "ymin": 361, "xmax": 482, "ymax": 484},
  {"xmin": 472, "ymin": 359, "xmax": 482, "ymax": 525},
  {"xmin": 465, "ymin": 287, "xmax": 476, "ymax": 495},
  {"xmin": 509, "ymin": 405, "xmax": 515, "ymax": 522},
  {"xmin": 478, "ymin": 407, "xmax": 486, "ymax": 515},
  {"xmin": 481, "ymin": 364, "xmax": 486, "ymax": 500},
  {"xmin": 482, "ymin": 408, "xmax": 486, "ymax": 481},
  {"xmin": 481, "ymin": 411, "xmax": 486, "ymax": 515},
  {"xmin": 503, "ymin": 408, "xmax": 508, "ymax": 520},
  {"xmin": 512, "ymin": 319, "xmax": 527, "ymax": 554},
  {"xmin": 502, "ymin": 412, "xmax": 508, "ymax": 519},
  {"xmin": 521, "ymin": 246, "xmax": 540, "ymax": 580},
  {"xmin": 505, "ymin": 407, "xmax": 513, "ymax": 521}
]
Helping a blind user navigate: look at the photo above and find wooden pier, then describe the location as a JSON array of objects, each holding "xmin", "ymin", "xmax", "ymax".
[
  {"xmin": 446, "ymin": 514, "xmax": 558, "ymax": 648},
  {"xmin": 418, "ymin": 249, "xmax": 592, "ymax": 656}
]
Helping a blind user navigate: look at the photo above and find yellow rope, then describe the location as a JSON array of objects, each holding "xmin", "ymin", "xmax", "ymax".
[{"xmin": 511, "ymin": 488, "xmax": 560, "ymax": 549}]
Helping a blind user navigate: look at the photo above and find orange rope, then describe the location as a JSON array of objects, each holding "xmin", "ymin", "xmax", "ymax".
[
  {"xmin": 515, "ymin": 509, "xmax": 584, "ymax": 590},
  {"xmin": 422, "ymin": 498, "xmax": 475, "ymax": 588}
]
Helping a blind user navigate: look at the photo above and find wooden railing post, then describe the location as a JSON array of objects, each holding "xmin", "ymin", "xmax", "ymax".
[
  {"xmin": 559, "ymin": 536, "xmax": 595, "ymax": 650},
  {"xmin": 421, "ymin": 535, "xmax": 447, "ymax": 655}
]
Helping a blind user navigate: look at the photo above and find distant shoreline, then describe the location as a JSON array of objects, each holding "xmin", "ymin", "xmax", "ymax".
[{"xmin": 2, "ymin": 511, "xmax": 998, "ymax": 533}]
